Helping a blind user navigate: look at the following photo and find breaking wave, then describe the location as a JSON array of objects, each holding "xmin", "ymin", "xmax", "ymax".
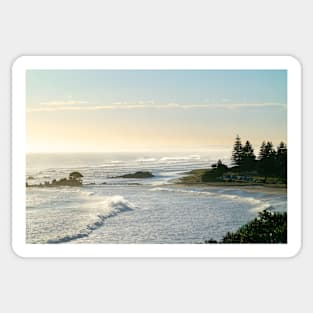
[
  {"xmin": 151, "ymin": 187, "xmax": 215, "ymax": 196},
  {"xmin": 47, "ymin": 196, "xmax": 134, "ymax": 244},
  {"xmin": 150, "ymin": 187, "xmax": 270, "ymax": 212},
  {"xmin": 136, "ymin": 157, "xmax": 157, "ymax": 162},
  {"xmin": 160, "ymin": 155, "xmax": 201, "ymax": 162}
]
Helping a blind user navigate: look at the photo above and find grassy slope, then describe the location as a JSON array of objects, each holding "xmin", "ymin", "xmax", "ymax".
[{"xmin": 178, "ymin": 169, "xmax": 287, "ymax": 188}]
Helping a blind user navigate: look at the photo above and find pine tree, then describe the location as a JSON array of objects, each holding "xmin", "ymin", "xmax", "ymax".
[
  {"xmin": 276, "ymin": 142, "xmax": 287, "ymax": 182},
  {"xmin": 258, "ymin": 141, "xmax": 276, "ymax": 180},
  {"xmin": 264, "ymin": 141, "xmax": 275, "ymax": 157},
  {"xmin": 242, "ymin": 141, "xmax": 255, "ymax": 159},
  {"xmin": 277, "ymin": 142, "xmax": 287, "ymax": 156},
  {"xmin": 241, "ymin": 140, "xmax": 256, "ymax": 170},
  {"xmin": 258, "ymin": 141, "xmax": 267, "ymax": 160},
  {"xmin": 259, "ymin": 141, "xmax": 275, "ymax": 160},
  {"xmin": 231, "ymin": 135, "xmax": 243, "ymax": 166}
]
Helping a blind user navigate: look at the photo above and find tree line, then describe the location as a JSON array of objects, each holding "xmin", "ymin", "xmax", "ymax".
[{"xmin": 231, "ymin": 135, "xmax": 287, "ymax": 182}]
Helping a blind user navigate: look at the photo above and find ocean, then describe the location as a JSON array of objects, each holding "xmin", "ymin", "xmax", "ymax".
[{"xmin": 26, "ymin": 152, "xmax": 287, "ymax": 244}]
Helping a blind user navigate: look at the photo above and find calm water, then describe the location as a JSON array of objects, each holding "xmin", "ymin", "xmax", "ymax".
[{"xmin": 26, "ymin": 152, "xmax": 287, "ymax": 244}]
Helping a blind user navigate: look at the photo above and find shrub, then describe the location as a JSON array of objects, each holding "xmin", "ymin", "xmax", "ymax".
[{"xmin": 222, "ymin": 210, "xmax": 287, "ymax": 243}]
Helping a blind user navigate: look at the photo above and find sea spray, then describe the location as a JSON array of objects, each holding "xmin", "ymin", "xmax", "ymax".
[
  {"xmin": 47, "ymin": 195, "xmax": 135, "ymax": 244},
  {"xmin": 26, "ymin": 153, "xmax": 286, "ymax": 244}
]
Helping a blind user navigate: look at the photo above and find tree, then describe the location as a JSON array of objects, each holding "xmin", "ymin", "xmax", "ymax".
[
  {"xmin": 258, "ymin": 141, "xmax": 275, "ymax": 161},
  {"xmin": 217, "ymin": 159, "xmax": 223, "ymax": 167},
  {"xmin": 221, "ymin": 210, "xmax": 287, "ymax": 243},
  {"xmin": 69, "ymin": 171, "xmax": 84, "ymax": 181},
  {"xmin": 258, "ymin": 141, "xmax": 267, "ymax": 160},
  {"xmin": 258, "ymin": 141, "xmax": 277, "ymax": 180},
  {"xmin": 241, "ymin": 140, "xmax": 256, "ymax": 170},
  {"xmin": 231, "ymin": 135, "xmax": 243, "ymax": 167},
  {"xmin": 211, "ymin": 159, "xmax": 228, "ymax": 173},
  {"xmin": 276, "ymin": 142, "xmax": 287, "ymax": 182},
  {"xmin": 215, "ymin": 159, "xmax": 228, "ymax": 175},
  {"xmin": 276, "ymin": 142, "xmax": 287, "ymax": 159},
  {"xmin": 264, "ymin": 142, "xmax": 276, "ymax": 158},
  {"xmin": 202, "ymin": 160, "xmax": 228, "ymax": 182}
]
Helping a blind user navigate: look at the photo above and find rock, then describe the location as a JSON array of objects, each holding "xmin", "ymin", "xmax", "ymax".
[
  {"xmin": 27, "ymin": 172, "xmax": 84, "ymax": 188},
  {"xmin": 111, "ymin": 171, "xmax": 154, "ymax": 179}
]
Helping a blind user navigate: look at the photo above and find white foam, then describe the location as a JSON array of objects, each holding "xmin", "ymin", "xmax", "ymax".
[
  {"xmin": 150, "ymin": 187, "xmax": 214, "ymax": 196},
  {"xmin": 160, "ymin": 155, "xmax": 201, "ymax": 162},
  {"xmin": 47, "ymin": 195, "xmax": 135, "ymax": 244},
  {"xmin": 150, "ymin": 187, "xmax": 270, "ymax": 212},
  {"xmin": 101, "ymin": 195, "xmax": 135, "ymax": 213},
  {"xmin": 136, "ymin": 157, "xmax": 157, "ymax": 162}
]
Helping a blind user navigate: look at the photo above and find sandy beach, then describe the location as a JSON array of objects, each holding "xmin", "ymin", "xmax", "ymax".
[{"xmin": 172, "ymin": 182, "xmax": 287, "ymax": 195}]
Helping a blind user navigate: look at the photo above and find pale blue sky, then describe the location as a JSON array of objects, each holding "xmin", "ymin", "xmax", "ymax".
[{"xmin": 26, "ymin": 70, "xmax": 287, "ymax": 152}]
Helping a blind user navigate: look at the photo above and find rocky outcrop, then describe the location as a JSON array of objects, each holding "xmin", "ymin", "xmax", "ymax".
[
  {"xmin": 27, "ymin": 172, "xmax": 84, "ymax": 188},
  {"xmin": 111, "ymin": 171, "xmax": 154, "ymax": 179}
]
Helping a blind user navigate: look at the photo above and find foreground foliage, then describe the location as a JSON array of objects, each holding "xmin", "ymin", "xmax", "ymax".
[{"xmin": 205, "ymin": 210, "xmax": 287, "ymax": 244}]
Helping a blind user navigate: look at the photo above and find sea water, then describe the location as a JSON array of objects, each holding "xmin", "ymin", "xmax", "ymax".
[{"xmin": 26, "ymin": 153, "xmax": 287, "ymax": 244}]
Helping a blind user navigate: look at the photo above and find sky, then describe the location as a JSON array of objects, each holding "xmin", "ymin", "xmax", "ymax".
[{"xmin": 26, "ymin": 70, "xmax": 287, "ymax": 153}]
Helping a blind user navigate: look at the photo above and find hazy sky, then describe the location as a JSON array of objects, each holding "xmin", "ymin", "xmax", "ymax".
[{"xmin": 26, "ymin": 70, "xmax": 287, "ymax": 153}]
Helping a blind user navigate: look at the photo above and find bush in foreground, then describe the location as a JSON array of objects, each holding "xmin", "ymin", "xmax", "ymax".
[{"xmin": 205, "ymin": 210, "xmax": 287, "ymax": 244}]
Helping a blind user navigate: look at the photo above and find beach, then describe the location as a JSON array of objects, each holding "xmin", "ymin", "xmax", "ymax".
[
  {"xmin": 26, "ymin": 152, "xmax": 287, "ymax": 244},
  {"xmin": 174, "ymin": 182, "xmax": 287, "ymax": 195}
]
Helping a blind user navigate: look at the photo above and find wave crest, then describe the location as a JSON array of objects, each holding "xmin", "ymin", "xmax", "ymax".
[
  {"xmin": 47, "ymin": 196, "xmax": 134, "ymax": 244},
  {"xmin": 150, "ymin": 187, "xmax": 269, "ymax": 212},
  {"xmin": 160, "ymin": 155, "xmax": 200, "ymax": 162},
  {"xmin": 136, "ymin": 157, "xmax": 156, "ymax": 162}
]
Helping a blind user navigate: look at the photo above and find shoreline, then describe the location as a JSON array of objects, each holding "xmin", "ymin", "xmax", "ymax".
[{"xmin": 170, "ymin": 181, "xmax": 287, "ymax": 195}]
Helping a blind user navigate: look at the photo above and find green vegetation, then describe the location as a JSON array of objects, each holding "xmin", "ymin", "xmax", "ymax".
[
  {"xmin": 201, "ymin": 159, "xmax": 229, "ymax": 182},
  {"xmin": 27, "ymin": 172, "xmax": 84, "ymax": 187},
  {"xmin": 258, "ymin": 141, "xmax": 287, "ymax": 182},
  {"xmin": 69, "ymin": 171, "xmax": 84, "ymax": 180},
  {"xmin": 179, "ymin": 169, "xmax": 208, "ymax": 184},
  {"xmin": 180, "ymin": 135, "xmax": 287, "ymax": 186},
  {"xmin": 230, "ymin": 135, "xmax": 287, "ymax": 183},
  {"xmin": 205, "ymin": 210, "xmax": 287, "ymax": 243}
]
